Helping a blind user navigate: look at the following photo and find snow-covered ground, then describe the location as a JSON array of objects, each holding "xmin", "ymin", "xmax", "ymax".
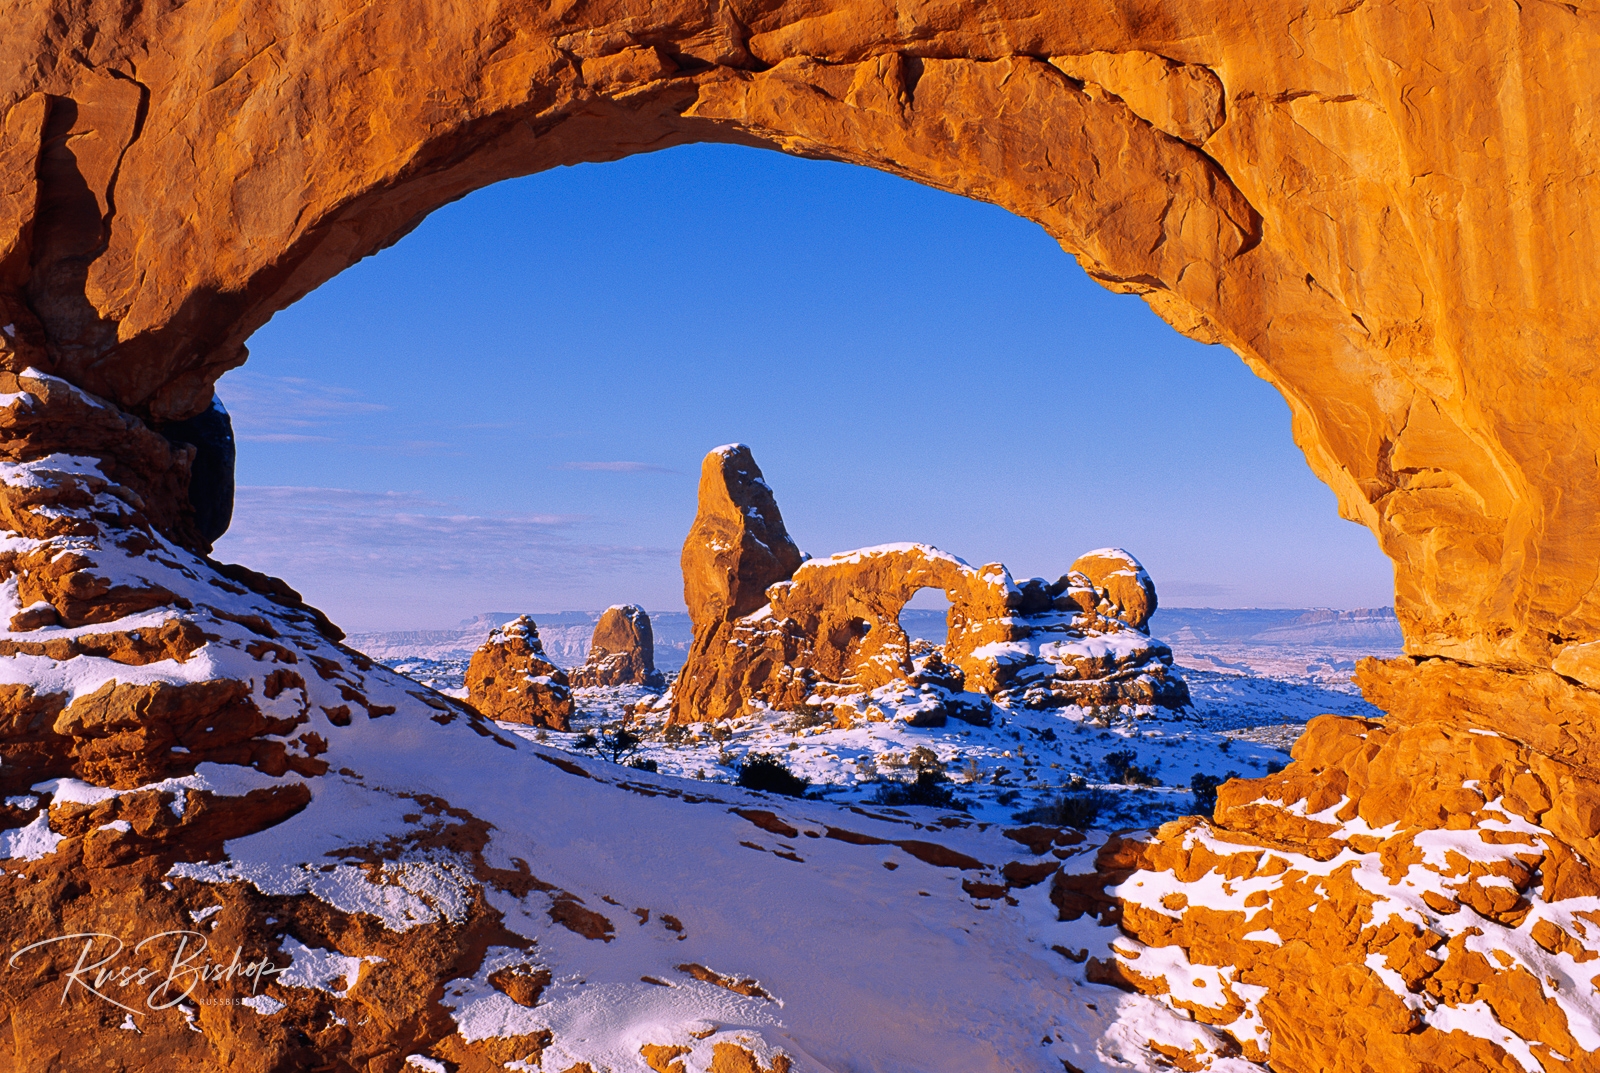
[
  {"xmin": 0, "ymin": 438, "xmax": 1266, "ymax": 1071},
  {"xmin": 354, "ymin": 606, "xmax": 1404, "ymax": 829},
  {"xmin": 526, "ymin": 690, "xmax": 1285, "ymax": 830}
]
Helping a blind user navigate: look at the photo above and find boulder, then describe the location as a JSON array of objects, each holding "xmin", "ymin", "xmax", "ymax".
[
  {"xmin": 465, "ymin": 616, "xmax": 573, "ymax": 730},
  {"xmin": 1068, "ymin": 548, "xmax": 1158, "ymax": 632},
  {"xmin": 570, "ymin": 605, "xmax": 664, "ymax": 688}
]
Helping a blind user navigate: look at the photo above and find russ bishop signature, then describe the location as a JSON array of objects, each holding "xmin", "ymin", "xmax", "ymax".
[{"xmin": 9, "ymin": 931, "xmax": 286, "ymax": 1016}]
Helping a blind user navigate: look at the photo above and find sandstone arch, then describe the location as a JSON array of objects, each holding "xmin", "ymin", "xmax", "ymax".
[
  {"xmin": 674, "ymin": 451, "xmax": 1191, "ymax": 721},
  {"xmin": 4, "ymin": 4, "xmax": 1600, "ymax": 1071},
  {"xmin": 768, "ymin": 544, "xmax": 993, "ymax": 687},
  {"xmin": 4, "ymin": 3, "xmax": 1595, "ymax": 691}
]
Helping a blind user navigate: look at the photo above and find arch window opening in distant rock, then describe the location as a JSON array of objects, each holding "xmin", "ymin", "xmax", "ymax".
[
  {"xmin": 900, "ymin": 588, "xmax": 952, "ymax": 648},
  {"xmin": 212, "ymin": 143, "xmax": 1393, "ymax": 636}
]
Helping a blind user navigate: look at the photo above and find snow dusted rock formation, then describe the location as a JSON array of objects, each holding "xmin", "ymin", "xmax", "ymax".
[
  {"xmin": 465, "ymin": 616, "xmax": 574, "ymax": 730},
  {"xmin": 671, "ymin": 447, "xmax": 1188, "ymax": 725},
  {"xmin": 681, "ymin": 446, "xmax": 806, "ymax": 621},
  {"xmin": 1069, "ymin": 549, "xmax": 1158, "ymax": 632},
  {"xmin": 569, "ymin": 604, "xmax": 664, "ymax": 689},
  {"xmin": 1091, "ymin": 707, "xmax": 1600, "ymax": 1071},
  {"xmin": 0, "ymin": 372, "xmax": 1225, "ymax": 1071},
  {"xmin": 7, "ymin": 5, "xmax": 1600, "ymax": 1070}
]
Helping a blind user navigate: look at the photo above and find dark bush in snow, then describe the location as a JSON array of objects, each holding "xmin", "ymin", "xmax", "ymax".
[{"xmin": 737, "ymin": 753, "xmax": 809, "ymax": 797}]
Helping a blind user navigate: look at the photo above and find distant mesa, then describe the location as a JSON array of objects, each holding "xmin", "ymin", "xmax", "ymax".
[
  {"xmin": 465, "ymin": 615, "xmax": 574, "ymax": 730},
  {"xmin": 669, "ymin": 446, "xmax": 1188, "ymax": 725},
  {"xmin": 570, "ymin": 605, "xmax": 665, "ymax": 688}
]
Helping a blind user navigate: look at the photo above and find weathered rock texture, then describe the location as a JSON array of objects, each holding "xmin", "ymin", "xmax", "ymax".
[
  {"xmin": 569, "ymin": 604, "xmax": 665, "ymax": 688},
  {"xmin": 672, "ymin": 447, "xmax": 1186, "ymax": 724},
  {"xmin": 4, "ymin": 2, "xmax": 1596, "ymax": 684},
  {"xmin": 1070, "ymin": 548, "xmax": 1158, "ymax": 632},
  {"xmin": 673, "ymin": 445, "xmax": 808, "ymax": 723},
  {"xmin": 682, "ymin": 444, "xmax": 806, "ymax": 627},
  {"xmin": 3, "ymin": 4, "xmax": 1600, "ymax": 1070},
  {"xmin": 465, "ymin": 616, "xmax": 575, "ymax": 730},
  {"xmin": 1089, "ymin": 705, "xmax": 1600, "ymax": 1071}
]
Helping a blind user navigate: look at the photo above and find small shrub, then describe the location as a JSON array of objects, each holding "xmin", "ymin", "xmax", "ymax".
[
  {"xmin": 662, "ymin": 723, "xmax": 688, "ymax": 745},
  {"xmin": 737, "ymin": 753, "xmax": 809, "ymax": 797},
  {"xmin": 1012, "ymin": 790, "xmax": 1116, "ymax": 829},
  {"xmin": 1189, "ymin": 771, "xmax": 1240, "ymax": 817},
  {"xmin": 780, "ymin": 705, "xmax": 832, "ymax": 732},
  {"xmin": 1265, "ymin": 760, "xmax": 1286, "ymax": 775},
  {"xmin": 576, "ymin": 725, "xmax": 643, "ymax": 764},
  {"xmin": 625, "ymin": 756, "xmax": 659, "ymax": 773},
  {"xmin": 1082, "ymin": 705, "xmax": 1113, "ymax": 728},
  {"xmin": 872, "ymin": 770, "xmax": 964, "ymax": 811},
  {"xmin": 1218, "ymin": 738, "xmax": 1233, "ymax": 755},
  {"xmin": 1102, "ymin": 748, "xmax": 1135, "ymax": 777},
  {"xmin": 1103, "ymin": 748, "xmax": 1158, "ymax": 786},
  {"xmin": 996, "ymin": 789, "xmax": 1022, "ymax": 807},
  {"xmin": 906, "ymin": 746, "xmax": 944, "ymax": 774}
]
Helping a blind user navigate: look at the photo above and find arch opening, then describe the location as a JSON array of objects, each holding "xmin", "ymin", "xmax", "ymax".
[
  {"xmin": 209, "ymin": 145, "xmax": 1391, "ymax": 637},
  {"xmin": 1, "ymin": 3, "xmax": 1587, "ymax": 681},
  {"xmin": 900, "ymin": 587, "xmax": 952, "ymax": 650}
]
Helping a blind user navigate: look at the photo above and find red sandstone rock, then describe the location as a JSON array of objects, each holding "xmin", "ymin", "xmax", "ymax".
[
  {"xmin": 2, "ymin": 6, "xmax": 1600, "ymax": 1071},
  {"xmin": 1101, "ymin": 711, "xmax": 1600, "ymax": 1072},
  {"xmin": 1068, "ymin": 548, "xmax": 1158, "ymax": 632},
  {"xmin": 6, "ymin": 3, "xmax": 1593, "ymax": 678},
  {"xmin": 672, "ymin": 451, "xmax": 1186, "ymax": 722},
  {"xmin": 673, "ymin": 445, "xmax": 807, "ymax": 723},
  {"xmin": 465, "ymin": 616, "xmax": 574, "ymax": 730},
  {"xmin": 569, "ymin": 605, "xmax": 664, "ymax": 688},
  {"xmin": 681, "ymin": 445, "xmax": 804, "ymax": 627}
]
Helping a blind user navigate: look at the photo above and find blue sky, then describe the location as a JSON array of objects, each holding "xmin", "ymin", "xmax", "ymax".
[{"xmin": 211, "ymin": 143, "xmax": 1393, "ymax": 632}]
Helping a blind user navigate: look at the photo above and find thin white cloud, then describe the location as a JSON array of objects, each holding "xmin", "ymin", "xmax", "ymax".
[
  {"xmin": 558, "ymin": 461, "xmax": 679, "ymax": 474},
  {"xmin": 240, "ymin": 433, "xmax": 337, "ymax": 444},
  {"xmin": 213, "ymin": 486, "xmax": 671, "ymax": 604},
  {"xmin": 212, "ymin": 485, "xmax": 679, "ymax": 629},
  {"xmin": 217, "ymin": 371, "xmax": 388, "ymax": 443}
]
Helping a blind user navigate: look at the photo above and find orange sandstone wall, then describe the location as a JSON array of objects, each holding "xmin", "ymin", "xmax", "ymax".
[{"xmin": 3, "ymin": 3, "xmax": 1599, "ymax": 683}]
